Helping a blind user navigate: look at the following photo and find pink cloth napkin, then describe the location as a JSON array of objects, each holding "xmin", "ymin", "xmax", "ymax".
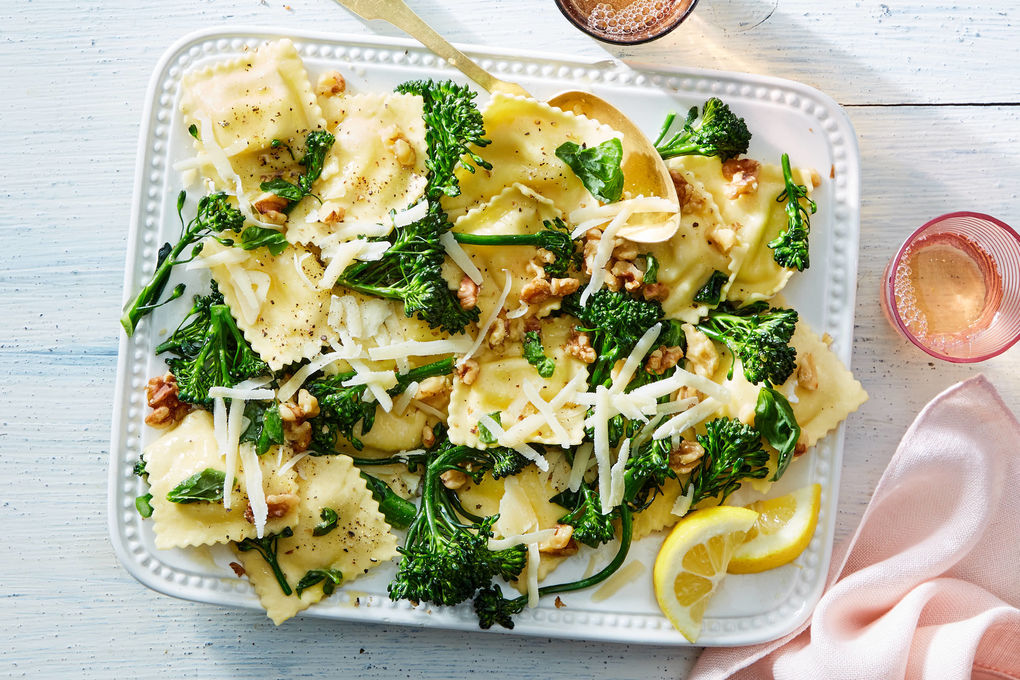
[{"xmin": 691, "ymin": 375, "xmax": 1020, "ymax": 680}]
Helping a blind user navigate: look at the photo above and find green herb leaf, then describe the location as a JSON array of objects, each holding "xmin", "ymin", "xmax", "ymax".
[
  {"xmin": 239, "ymin": 226, "xmax": 289, "ymax": 256},
  {"xmin": 187, "ymin": 123, "xmax": 199, "ymax": 140},
  {"xmin": 313, "ymin": 507, "xmax": 339, "ymax": 536},
  {"xmin": 240, "ymin": 402, "xmax": 285, "ymax": 456},
  {"xmin": 259, "ymin": 177, "xmax": 306, "ymax": 202},
  {"xmin": 522, "ymin": 330, "xmax": 556, "ymax": 378},
  {"xmin": 642, "ymin": 253, "xmax": 659, "ymax": 284},
  {"xmin": 693, "ymin": 270, "xmax": 728, "ymax": 305},
  {"xmin": 295, "ymin": 568, "xmax": 344, "ymax": 597},
  {"xmin": 135, "ymin": 493, "xmax": 154, "ymax": 518},
  {"xmin": 555, "ymin": 138, "xmax": 624, "ymax": 203},
  {"xmin": 166, "ymin": 468, "xmax": 225, "ymax": 504},
  {"xmin": 754, "ymin": 386, "xmax": 801, "ymax": 481},
  {"xmin": 477, "ymin": 412, "xmax": 502, "ymax": 446}
]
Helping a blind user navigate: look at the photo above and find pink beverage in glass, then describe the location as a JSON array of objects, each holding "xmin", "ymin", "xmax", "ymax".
[
  {"xmin": 554, "ymin": 0, "xmax": 698, "ymax": 45},
  {"xmin": 881, "ymin": 212, "xmax": 1020, "ymax": 362}
]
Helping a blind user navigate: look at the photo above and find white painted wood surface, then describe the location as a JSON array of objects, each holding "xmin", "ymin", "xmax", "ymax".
[{"xmin": 2, "ymin": 1, "xmax": 1018, "ymax": 677}]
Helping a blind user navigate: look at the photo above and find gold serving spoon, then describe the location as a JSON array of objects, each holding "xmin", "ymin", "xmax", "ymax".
[{"xmin": 332, "ymin": 0, "xmax": 680, "ymax": 242}]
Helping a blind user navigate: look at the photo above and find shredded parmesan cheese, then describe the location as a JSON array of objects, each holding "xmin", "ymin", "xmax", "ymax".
[
  {"xmin": 409, "ymin": 399, "xmax": 446, "ymax": 420},
  {"xmin": 671, "ymin": 483, "xmax": 695, "ymax": 518},
  {"xmin": 487, "ymin": 528, "xmax": 556, "ymax": 551},
  {"xmin": 592, "ymin": 385, "xmax": 612, "ymax": 514},
  {"xmin": 187, "ymin": 247, "xmax": 248, "ymax": 269},
  {"xmin": 607, "ymin": 438, "xmax": 632, "ymax": 508},
  {"xmin": 521, "ymin": 379, "xmax": 572, "ymax": 447},
  {"xmin": 207, "ymin": 386, "xmax": 275, "ymax": 401},
  {"xmin": 439, "ymin": 232, "xmax": 484, "ymax": 285},
  {"xmin": 527, "ymin": 542, "xmax": 540, "ymax": 609},
  {"xmin": 277, "ymin": 350, "xmax": 359, "ymax": 402},
  {"xmin": 391, "ymin": 380, "xmax": 419, "ymax": 416},
  {"xmin": 458, "ymin": 269, "xmax": 512, "ymax": 368},
  {"xmin": 652, "ymin": 397, "xmax": 721, "ymax": 440},
  {"xmin": 238, "ymin": 442, "xmax": 268, "ymax": 538},
  {"xmin": 478, "ymin": 413, "xmax": 548, "ymax": 471},
  {"xmin": 277, "ymin": 451, "xmax": 309, "ymax": 477},
  {"xmin": 222, "ymin": 395, "xmax": 246, "ymax": 511},
  {"xmin": 579, "ymin": 205, "xmax": 634, "ymax": 306},
  {"xmin": 368, "ymin": 338, "xmax": 473, "ymax": 361},
  {"xmin": 293, "ymin": 251, "xmax": 317, "ymax": 290},
  {"xmin": 568, "ymin": 442, "xmax": 593, "ymax": 492}
]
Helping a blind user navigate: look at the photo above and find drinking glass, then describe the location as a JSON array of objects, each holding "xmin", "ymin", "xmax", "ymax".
[{"xmin": 554, "ymin": 0, "xmax": 699, "ymax": 45}]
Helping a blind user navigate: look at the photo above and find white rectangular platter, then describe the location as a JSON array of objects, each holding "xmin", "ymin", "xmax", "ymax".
[{"xmin": 109, "ymin": 27, "xmax": 860, "ymax": 646}]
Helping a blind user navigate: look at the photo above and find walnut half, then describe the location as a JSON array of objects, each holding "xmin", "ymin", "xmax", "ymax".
[{"xmin": 144, "ymin": 373, "xmax": 190, "ymax": 428}]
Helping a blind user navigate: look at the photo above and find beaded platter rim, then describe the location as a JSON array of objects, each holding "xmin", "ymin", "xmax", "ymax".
[{"xmin": 109, "ymin": 27, "xmax": 860, "ymax": 646}]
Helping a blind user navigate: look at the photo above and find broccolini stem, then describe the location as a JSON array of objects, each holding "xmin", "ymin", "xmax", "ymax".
[
  {"xmin": 505, "ymin": 504, "xmax": 633, "ymax": 608},
  {"xmin": 451, "ymin": 233, "xmax": 545, "ymax": 247},
  {"xmin": 360, "ymin": 473, "xmax": 417, "ymax": 529},
  {"xmin": 120, "ymin": 238, "xmax": 192, "ymax": 335}
]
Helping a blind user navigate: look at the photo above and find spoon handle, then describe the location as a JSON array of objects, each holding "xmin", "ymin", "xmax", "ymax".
[{"xmin": 332, "ymin": 0, "xmax": 531, "ymax": 98}]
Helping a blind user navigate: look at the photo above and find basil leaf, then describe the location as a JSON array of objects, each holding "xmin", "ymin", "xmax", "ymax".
[
  {"xmin": 313, "ymin": 507, "xmax": 339, "ymax": 536},
  {"xmin": 166, "ymin": 468, "xmax": 226, "ymax": 504},
  {"xmin": 555, "ymin": 138, "xmax": 624, "ymax": 203},
  {"xmin": 259, "ymin": 177, "xmax": 306, "ymax": 202},
  {"xmin": 240, "ymin": 402, "xmax": 285, "ymax": 456},
  {"xmin": 522, "ymin": 330, "xmax": 556, "ymax": 378},
  {"xmin": 239, "ymin": 226, "xmax": 289, "ymax": 256},
  {"xmin": 135, "ymin": 493, "xmax": 154, "ymax": 518},
  {"xmin": 693, "ymin": 270, "xmax": 728, "ymax": 305},
  {"xmin": 642, "ymin": 253, "xmax": 659, "ymax": 284},
  {"xmin": 295, "ymin": 568, "xmax": 344, "ymax": 597},
  {"xmin": 754, "ymin": 386, "xmax": 801, "ymax": 481},
  {"xmin": 477, "ymin": 412, "xmax": 502, "ymax": 446}
]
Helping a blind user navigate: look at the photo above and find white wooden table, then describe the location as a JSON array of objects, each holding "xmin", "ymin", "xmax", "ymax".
[{"xmin": 3, "ymin": 1, "xmax": 1019, "ymax": 677}]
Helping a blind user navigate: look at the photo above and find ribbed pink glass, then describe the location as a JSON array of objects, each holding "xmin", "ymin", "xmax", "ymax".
[{"xmin": 881, "ymin": 212, "xmax": 1020, "ymax": 362}]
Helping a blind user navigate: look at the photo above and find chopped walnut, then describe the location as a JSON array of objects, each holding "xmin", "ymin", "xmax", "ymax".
[
  {"xmin": 566, "ymin": 330, "xmax": 597, "ymax": 365},
  {"xmin": 612, "ymin": 242, "xmax": 639, "ymax": 262},
  {"xmin": 609, "ymin": 259, "xmax": 643, "ymax": 292},
  {"xmin": 288, "ymin": 421, "xmax": 312, "ymax": 452},
  {"xmin": 316, "ymin": 70, "xmax": 347, "ymax": 97},
  {"xmin": 416, "ymin": 376, "xmax": 450, "ymax": 401},
  {"xmin": 582, "ymin": 228, "xmax": 603, "ymax": 275},
  {"xmin": 245, "ymin": 493, "xmax": 300, "ymax": 524},
  {"xmin": 487, "ymin": 317, "xmax": 509, "ymax": 349},
  {"xmin": 646, "ymin": 345, "xmax": 685, "ymax": 375},
  {"xmin": 144, "ymin": 373, "xmax": 190, "ymax": 428},
  {"xmin": 535, "ymin": 248, "xmax": 556, "ymax": 265},
  {"xmin": 456, "ymin": 359, "xmax": 480, "ymax": 386},
  {"xmin": 549, "ymin": 277, "xmax": 580, "ymax": 296},
  {"xmin": 669, "ymin": 440, "xmax": 705, "ymax": 475},
  {"xmin": 440, "ymin": 469, "xmax": 468, "ymax": 490},
  {"xmin": 683, "ymin": 324, "xmax": 719, "ymax": 379},
  {"xmin": 457, "ymin": 275, "xmax": 479, "ymax": 310},
  {"xmin": 554, "ymin": 596, "xmax": 566, "ymax": 609},
  {"xmin": 520, "ymin": 277, "xmax": 552, "ymax": 304},
  {"xmin": 670, "ymin": 170, "xmax": 705, "ymax": 211},
  {"xmin": 229, "ymin": 562, "xmax": 246, "ymax": 577},
  {"xmin": 810, "ymin": 169, "xmax": 822, "ymax": 189},
  {"xmin": 253, "ymin": 193, "xmax": 290, "ymax": 218},
  {"xmin": 794, "ymin": 441, "xmax": 808, "ymax": 457},
  {"xmin": 421, "ymin": 425, "xmax": 436, "ymax": 448},
  {"xmin": 642, "ymin": 283, "xmax": 669, "ymax": 302},
  {"xmin": 539, "ymin": 524, "xmax": 576, "ymax": 554},
  {"xmin": 389, "ymin": 136, "xmax": 416, "ymax": 168},
  {"xmin": 541, "ymin": 538, "xmax": 579, "ymax": 557},
  {"xmin": 280, "ymin": 390, "xmax": 319, "ymax": 452},
  {"xmin": 708, "ymin": 225, "xmax": 738, "ymax": 254},
  {"xmin": 721, "ymin": 158, "xmax": 760, "ymax": 199},
  {"xmin": 320, "ymin": 205, "xmax": 346, "ymax": 224},
  {"xmin": 821, "ymin": 332, "xmax": 834, "ymax": 347},
  {"xmin": 798, "ymin": 353, "xmax": 819, "ymax": 391}
]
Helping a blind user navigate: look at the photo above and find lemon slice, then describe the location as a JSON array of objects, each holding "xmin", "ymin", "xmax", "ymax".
[
  {"xmin": 652, "ymin": 505, "xmax": 759, "ymax": 642},
  {"xmin": 727, "ymin": 483, "xmax": 822, "ymax": 574}
]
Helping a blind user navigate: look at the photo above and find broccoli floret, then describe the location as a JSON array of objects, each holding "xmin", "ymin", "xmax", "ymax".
[
  {"xmin": 121, "ymin": 192, "xmax": 244, "ymax": 335},
  {"xmin": 768, "ymin": 153, "xmax": 817, "ymax": 272},
  {"xmin": 154, "ymin": 284, "xmax": 269, "ymax": 406},
  {"xmin": 654, "ymin": 98, "xmax": 752, "ymax": 162},
  {"xmin": 395, "ymin": 79, "xmax": 491, "ymax": 202},
  {"xmin": 696, "ymin": 301, "xmax": 798, "ymax": 386},
  {"xmin": 486, "ymin": 446, "xmax": 532, "ymax": 480},
  {"xmin": 561, "ymin": 289, "xmax": 664, "ymax": 388},
  {"xmin": 337, "ymin": 207, "xmax": 479, "ymax": 334},
  {"xmin": 622, "ymin": 438, "xmax": 675, "ymax": 510},
  {"xmin": 553, "ymin": 484, "xmax": 616, "ymax": 548},
  {"xmin": 259, "ymin": 130, "xmax": 335, "ymax": 212},
  {"xmin": 690, "ymin": 418, "xmax": 770, "ymax": 505},
  {"xmin": 453, "ymin": 218, "xmax": 578, "ymax": 278},
  {"xmin": 473, "ymin": 584, "xmax": 527, "ymax": 630},
  {"xmin": 387, "ymin": 435, "xmax": 530, "ymax": 609},
  {"xmin": 307, "ymin": 358, "xmax": 454, "ymax": 452}
]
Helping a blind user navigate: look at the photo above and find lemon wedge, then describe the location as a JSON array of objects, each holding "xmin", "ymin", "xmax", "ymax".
[
  {"xmin": 727, "ymin": 483, "xmax": 821, "ymax": 574},
  {"xmin": 652, "ymin": 506, "xmax": 759, "ymax": 642}
]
